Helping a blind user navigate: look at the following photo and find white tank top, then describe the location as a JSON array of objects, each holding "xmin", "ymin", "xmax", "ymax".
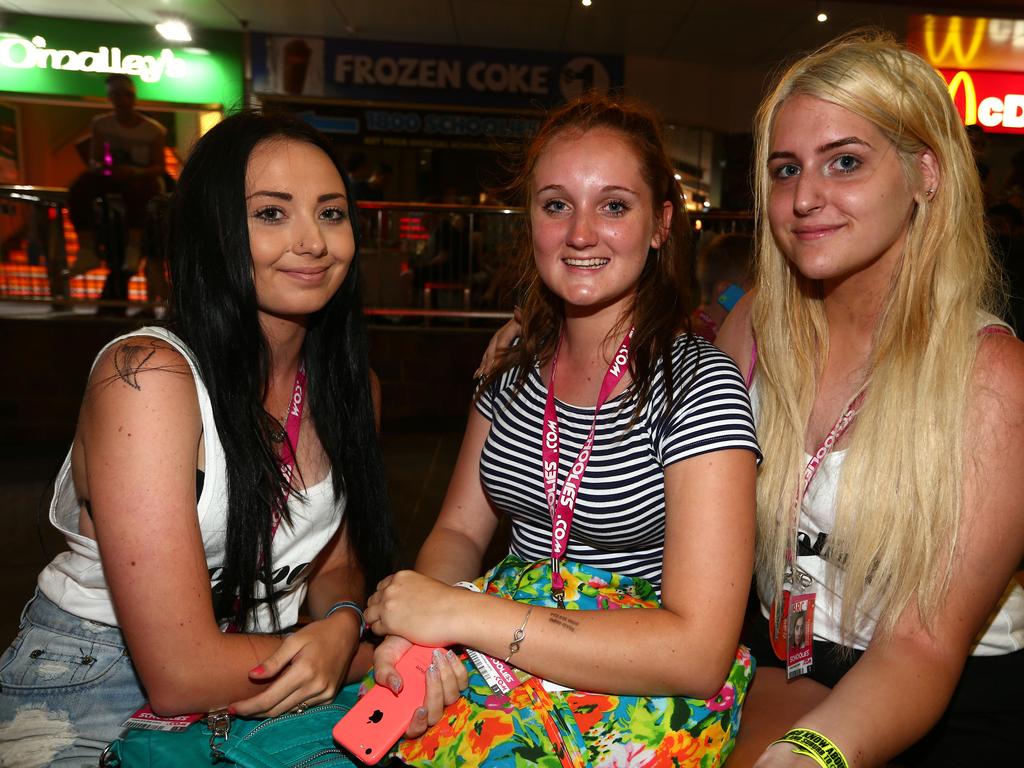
[
  {"xmin": 750, "ymin": 316, "xmax": 1024, "ymax": 654},
  {"xmin": 782, "ymin": 445, "xmax": 1024, "ymax": 654},
  {"xmin": 36, "ymin": 328, "xmax": 344, "ymax": 632}
]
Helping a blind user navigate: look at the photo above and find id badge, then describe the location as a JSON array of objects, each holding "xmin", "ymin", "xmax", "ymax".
[
  {"xmin": 785, "ymin": 592, "xmax": 815, "ymax": 679},
  {"xmin": 769, "ymin": 564, "xmax": 814, "ymax": 662},
  {"xmin": 464, "ymin": 647, "xmax": 529, "ymax": 695}
]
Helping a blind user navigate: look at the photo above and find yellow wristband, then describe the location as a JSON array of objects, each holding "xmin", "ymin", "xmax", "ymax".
[{"xmin": 771, "ymin": 728, "xmax": 849, "ymax": 768}]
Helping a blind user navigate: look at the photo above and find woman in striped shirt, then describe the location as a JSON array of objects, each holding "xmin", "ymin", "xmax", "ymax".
[{"xmin": 364, "ymin": 93, "xmax": 761, "ymax": 761}]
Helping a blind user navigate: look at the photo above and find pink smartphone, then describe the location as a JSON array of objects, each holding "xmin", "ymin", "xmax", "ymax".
[{"xmin": 333, "ymin": 644, "xmax": 439, "ymax": 764}]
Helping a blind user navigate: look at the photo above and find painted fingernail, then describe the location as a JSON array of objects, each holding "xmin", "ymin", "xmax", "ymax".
[
  {"xmin": 446, "ymin": 649, "xmax": 458, "ymax": 663},
  {"xmin": 250, "ymin": 665, "xmax": 265, "ymax": 675},
  {"xmin": 432, "ymin": 649, "xmax": 444, "ymax": 663},
  {"xmin": 414, "ymin": 707, "xmax": 427, "ymax": 720},
  {"xmin": 388, "ymin": 674, "xmax": 402, "ymax": 693},
  {"xmin": 227, "ymin": 706, "xmax": 237, "ymax": 716},
  {"xmin": 427, "ymin": 664, "xmax": 439, "ymax": 680}
]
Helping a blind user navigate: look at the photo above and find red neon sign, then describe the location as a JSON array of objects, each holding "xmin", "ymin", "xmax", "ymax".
[{"xmin": 940, "ymin": 69, "xmax": 1024, "ymax": 135}]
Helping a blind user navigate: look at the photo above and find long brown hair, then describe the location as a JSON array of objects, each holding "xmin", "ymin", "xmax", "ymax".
[{"xmin": 482, "ymin": 92, "xmax": 695, "ymax": 414}]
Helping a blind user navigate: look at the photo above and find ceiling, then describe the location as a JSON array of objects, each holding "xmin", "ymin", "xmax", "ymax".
[{"xmin": 3, "ymin": 0, "xmax": 1024, "ymax": 70}]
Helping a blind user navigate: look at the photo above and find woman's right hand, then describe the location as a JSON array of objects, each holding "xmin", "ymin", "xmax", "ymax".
[
  {"xmin": 372, "ymin": 635, "xmax": 468, "ymax": 738},
  {"xmin": 474, "ymin": 310, "xmax": 521, "ymax": 379},
  {"xmin": 230, "ymin": 611, "xmax": 361, "ymax": 718}
]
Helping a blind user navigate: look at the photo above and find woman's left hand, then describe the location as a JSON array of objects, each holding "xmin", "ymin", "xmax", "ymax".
[
  {"xmin": 365, "ymin": 570, "xmax": 466, "ymax": 646},
  {"xmin": 228, "ymin": 612, "xmax": 360, "ymax": 718}
]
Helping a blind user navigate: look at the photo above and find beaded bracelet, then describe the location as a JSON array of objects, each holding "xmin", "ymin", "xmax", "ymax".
[
  {"xmin": 324, "ymin": 601, "xmax": 366, "ymax": 639},
  {"xmin": 771, "ymin": 728, "xmax": 848, "ymax": 768},
  {"xmin": 504, "ymin": 606, "xmax": 533, "ymax": 663}
]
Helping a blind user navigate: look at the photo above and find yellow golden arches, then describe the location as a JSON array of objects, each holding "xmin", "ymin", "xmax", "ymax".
[
  {"xmin": 924, "ymin": 15, "xmax": 987, "ymax": 67},
  {"xmin": 946, "ymin": 69, "xmax": 978, "ymax": 126}
]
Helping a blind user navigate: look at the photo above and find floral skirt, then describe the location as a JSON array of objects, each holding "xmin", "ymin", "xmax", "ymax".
[{"xmin": 390, "ymin": 555, "xmax": 755, "ymax": 767}]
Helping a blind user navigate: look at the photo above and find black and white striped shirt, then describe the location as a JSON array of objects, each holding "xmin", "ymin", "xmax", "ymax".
[{"xmin": 476, "ymin": 335, "xmax": 760, "ymax": 595}]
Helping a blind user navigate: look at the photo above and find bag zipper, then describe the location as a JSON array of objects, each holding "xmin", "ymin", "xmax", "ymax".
[
  {"xmin": 239, "ymin": 703, "xmax": 348, "ymax": 740},
  {"xmin": 291, "ymin": 748, "xmax": 347, "ymax": 767}
]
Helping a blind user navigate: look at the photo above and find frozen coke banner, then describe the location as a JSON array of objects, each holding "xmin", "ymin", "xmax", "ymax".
[{"xmin": 251, "ymin": 34, "xmax": 623, "ymax": 109}]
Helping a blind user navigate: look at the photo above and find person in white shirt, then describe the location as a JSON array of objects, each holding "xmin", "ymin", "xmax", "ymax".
[
  {"xmin": 0, "ymin": 112, "xmax": 393, "ymax": 767},
  {"xmin": 65, "ymin": 74, "xmax": 166, "ymax": 276}
]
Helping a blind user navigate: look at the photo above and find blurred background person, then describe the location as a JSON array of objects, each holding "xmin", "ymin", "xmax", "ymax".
[
  {"xmin": 693, "ymin": 232, "xmax": 754, "ymax": 342},
  {"xmin": 64, "ymin": 74, "xmax": 166, "ymax": 277}
]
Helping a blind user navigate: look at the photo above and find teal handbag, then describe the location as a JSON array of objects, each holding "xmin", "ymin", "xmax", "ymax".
[{"xmin": 99, "ymin": 683, "xmax": 362, "ymax": 767}]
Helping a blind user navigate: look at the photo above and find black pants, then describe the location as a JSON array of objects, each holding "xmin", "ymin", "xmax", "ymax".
[
  {"xmin": 744, "ymin": 612, "xmax": 1024, "ymax": 766},
  {"xmin": 68, "ymin": 171, "xmax": 161, "ymax": 233}
]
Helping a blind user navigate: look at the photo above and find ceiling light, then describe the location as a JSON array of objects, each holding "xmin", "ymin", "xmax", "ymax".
[
  {"xmin": 674, "ymin": 173, "xmax": 682, "ymax": 181},
  {"xmin": 156, "ymin": 19, "xmax": 191, "ymax": 42},
  {"xmin": 582, "ymin": 0, "xmax": 592, "ymax": 7},
  {"xmin": 816, "ymin": 12, "xmax": 828, "ymax": 23}
]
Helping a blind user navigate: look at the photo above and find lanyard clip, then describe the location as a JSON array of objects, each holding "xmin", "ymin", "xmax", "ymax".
[
  {"xmin": 782, "ymin": 563, "xmax": 813, "ymax": 590},
  {"xmin": 550, "ymin": 559, "xmax": 566, "ymax": 608}
]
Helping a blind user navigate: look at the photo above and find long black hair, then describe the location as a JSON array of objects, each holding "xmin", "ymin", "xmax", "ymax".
[{"xmin": 167, "ymin": 111, "xmax": 394, "ymax": 629}]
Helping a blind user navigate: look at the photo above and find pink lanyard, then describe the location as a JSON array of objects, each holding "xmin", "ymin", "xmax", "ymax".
[
  {"xmin": 797, "ymin": 324, "xmax": 1006, "ymax": 493},
  {"xmin": 272, "ymin": 361, "xmax": 307, "ymax": 538},
  {"xmin": 770, "ymin": 384, "xmax": 865, "ymax": 642},
  {"xmin": 542, "ymin": 328, "xmax": 633, "ymax": 606},
  {"xmin": 226, "ymin": 362, "xmax": 306, "ymax": 632},
  {"xmin": 799, "ymin": 387, "xmax": 865, "ymax": 496}
]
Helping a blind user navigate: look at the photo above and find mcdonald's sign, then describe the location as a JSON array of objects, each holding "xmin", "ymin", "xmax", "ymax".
[
  {"xmin": 908, "ymin": 14, "xmax": 1024, "ymax": 71},
  {"xmin": 940, "ymin": 69, "xmax": 1024, "ymax": 134}
]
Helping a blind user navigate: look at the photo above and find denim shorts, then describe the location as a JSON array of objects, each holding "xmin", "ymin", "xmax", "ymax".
[{"xmin": 0, "ymin": 589, "xmax": 146, "ymax": 767}]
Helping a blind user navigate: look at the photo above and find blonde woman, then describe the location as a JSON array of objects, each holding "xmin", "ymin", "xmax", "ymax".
[{"xmin": 717, "ymin": 33, "xmax": 1024, "ymax": 767}]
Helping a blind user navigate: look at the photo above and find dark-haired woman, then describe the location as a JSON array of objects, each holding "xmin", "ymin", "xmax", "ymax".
[
  {"xmin": 0, "ymin": 112, "xmax": 393, "ymax": 766},
  {"xmin": 363, "ymin": 94, "xmax": 760, "ymax": 766}
]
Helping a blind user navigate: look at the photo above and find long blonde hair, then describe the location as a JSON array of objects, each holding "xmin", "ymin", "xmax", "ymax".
[{"xmin": 752, "ymin": 32, "xmax": 1001, "ymax": 642}]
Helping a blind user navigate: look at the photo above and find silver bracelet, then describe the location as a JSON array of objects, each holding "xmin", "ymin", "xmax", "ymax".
[
  {"xmin": 504, "ymin": 606, "xmax": 533, "ymax": 663},
  {"xmin": 324, "ymin": 601, "xmax": 366, "ymax": 638}
]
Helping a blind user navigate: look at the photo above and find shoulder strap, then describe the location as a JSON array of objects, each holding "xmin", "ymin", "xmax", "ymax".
[{"xmin": 745, "ymin": 338, "xmax": 758, "ymax": 391}]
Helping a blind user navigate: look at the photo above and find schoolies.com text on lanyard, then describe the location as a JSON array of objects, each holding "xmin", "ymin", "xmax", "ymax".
[{"xmin": 542, "ymin": 328, "xmax": 633, "ymax": 607}]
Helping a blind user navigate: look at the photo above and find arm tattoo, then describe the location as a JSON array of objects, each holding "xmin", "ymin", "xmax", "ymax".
[
  {"xmin": 547, "ymin": 613, "xmax": 579, "ymax": 633},
  {"xmin": 113, "ymin": 344, "xmax": 158, "ymax": 390}
]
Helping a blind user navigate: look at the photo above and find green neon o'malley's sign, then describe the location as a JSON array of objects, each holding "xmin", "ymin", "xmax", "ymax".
[{"xmin": 0, "ymin": 14, "xmax": 243, "ymax": 107}]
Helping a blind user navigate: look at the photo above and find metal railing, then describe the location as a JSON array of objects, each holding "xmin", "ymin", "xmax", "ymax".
[
  {"xmin": 0, "ymin": 185, "xmax": 753, "ymax": 320},
  {"xmin": 354, "ymin": 201, "xmax": 521, "ymax": 322}
]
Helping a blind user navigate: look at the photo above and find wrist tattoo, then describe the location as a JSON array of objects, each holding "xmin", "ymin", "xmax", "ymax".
[{"xmin": 547, "ymin": 613, "xmax": 579, "ymax": 633}]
